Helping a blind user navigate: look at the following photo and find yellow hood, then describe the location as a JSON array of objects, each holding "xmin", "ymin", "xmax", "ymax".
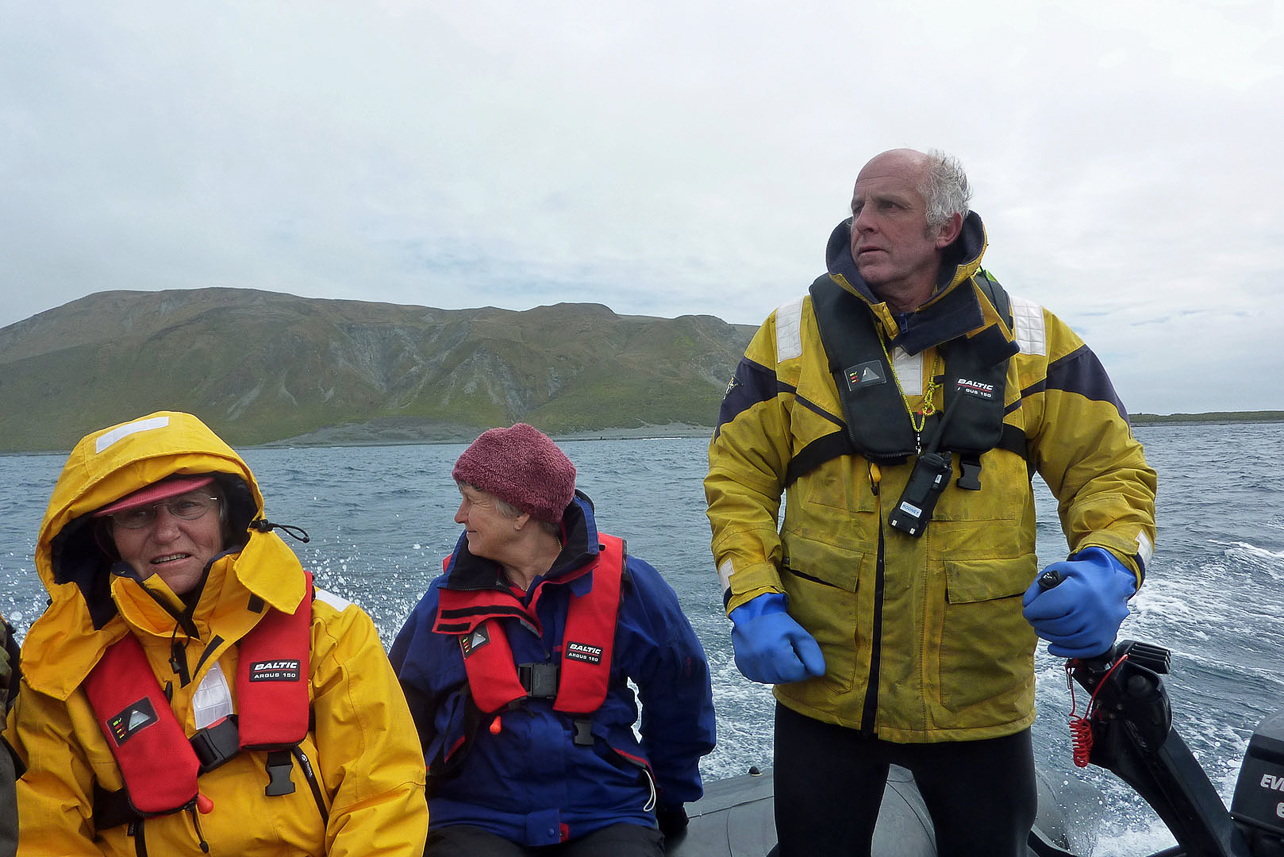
[{"xmin": 25, "ymin": 411, "xmax": 306, "ymax": 700}]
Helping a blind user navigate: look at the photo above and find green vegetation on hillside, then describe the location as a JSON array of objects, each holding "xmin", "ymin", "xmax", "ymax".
[
  {"xmin": 1132, "ymin": 411, "xmax": 1284, "ymax": 425},
  {"xmin": 6, "ymin": 287, "xmax": 1273, "ymax": 455},
  {"xmin": 0, "ymin": 288, "xmax": 756, "ymax": 453}
]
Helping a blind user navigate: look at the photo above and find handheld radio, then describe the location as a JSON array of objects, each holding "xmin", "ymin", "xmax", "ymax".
[{"xmin": 887, "ymin": 403, "xmax": 958, "ymax": 538}]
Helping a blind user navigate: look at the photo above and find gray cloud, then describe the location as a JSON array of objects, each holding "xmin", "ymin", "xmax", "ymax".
[{"xmin": 2, "ymin": 0, "xmax": 1281, "ymax": 413}]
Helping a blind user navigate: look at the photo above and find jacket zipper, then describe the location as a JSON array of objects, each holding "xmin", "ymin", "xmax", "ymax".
[{"xmin": 860, "ymin": 463, "xmax": 885, "ymax": 736}]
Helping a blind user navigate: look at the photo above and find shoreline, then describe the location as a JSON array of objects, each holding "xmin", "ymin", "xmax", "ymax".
[
  {"xmin": 255, "ymin": 421, "xmax": 715, "ymax": 450},
  {"xmin": 6, "ymin": 414, "xmax": 1284, "ymax": 456},
  {"xmin": 0, "ymin": 426, "xmax": 716, "ymax": 456}
]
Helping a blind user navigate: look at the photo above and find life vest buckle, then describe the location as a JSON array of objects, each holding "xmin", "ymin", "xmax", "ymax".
[
  {"xmin": 572, "ymin": 718, "xmax": 594, "ymax": 747},
  {"xmin": 517, "ymin": 662, "xmax": 560, "ymax": 699},
  {"xmin": 957, "ymin": 454, "xmax": 984, "ymax": 491},
  {"xmin": 191, "ymin": 716, "xmax": 241, "ymax": 774},
  {"xmin": 264, "ymin": 749, "xmax": 296, "ymax": 797}
]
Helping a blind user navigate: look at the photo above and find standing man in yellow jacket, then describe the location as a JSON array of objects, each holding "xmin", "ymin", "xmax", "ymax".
[{"xmin": 705, "ymin": 148, "xmax": 1156, "ymax": 857}]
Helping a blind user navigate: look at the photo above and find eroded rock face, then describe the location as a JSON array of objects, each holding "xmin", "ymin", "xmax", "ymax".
[{"xmin": 0, "ymin": 288, "xmax": 754, "ymax": 451}]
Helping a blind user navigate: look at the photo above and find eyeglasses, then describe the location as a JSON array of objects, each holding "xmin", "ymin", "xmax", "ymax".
[{"xmin": 108, "ymin": 494, "xmax": 221, "ymax": 530}]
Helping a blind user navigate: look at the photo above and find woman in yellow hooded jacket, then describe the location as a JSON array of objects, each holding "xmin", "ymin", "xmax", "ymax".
[{"xmin": 5, "ymin": 411, "xmax": 428, "ymax": 856}]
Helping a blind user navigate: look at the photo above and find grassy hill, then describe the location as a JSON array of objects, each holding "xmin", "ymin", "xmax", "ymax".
[{"xmin": 0, "ymin": 288, "xmax": 758, "ymax": 453}]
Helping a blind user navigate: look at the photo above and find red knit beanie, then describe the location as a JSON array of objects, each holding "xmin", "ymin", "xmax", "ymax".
[{"xmin": 452, "ymin": 423, "xmax": 577, "ymax": 523}]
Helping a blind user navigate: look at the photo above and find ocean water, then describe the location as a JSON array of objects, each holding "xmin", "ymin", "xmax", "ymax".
[{"xmin": 3, "ymin": 422, "xmax": 1284, "ymax": 856}]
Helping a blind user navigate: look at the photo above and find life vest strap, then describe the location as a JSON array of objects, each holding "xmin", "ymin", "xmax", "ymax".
[
  {"xmin": 84, "ymin": 634, "xmax": 201, "ymax": 817},
  {"xmin": 552, "ymin": 536, "xmax": 624, "ymax": 715},
  {"xmin": 785, "ymin": 423, "xmax": 1029, "ymax": 487},
  {"xmin": 93, "ymin": 716, "xmax": 245, "ymax": 830},
  {"xmin": 237, "ymin": 575, "xmax": 312, "ymax": 750},
  {"xmin": 93, "ymin": 725, "xmax": 323, "ymax": 831},
  {"xmin": 92, "ymin": 782, "xmax": 142, "ymax": 832}
]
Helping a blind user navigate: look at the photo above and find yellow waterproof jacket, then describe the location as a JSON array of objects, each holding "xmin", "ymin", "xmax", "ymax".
[
  {"xmin": 706, "ymin": 216, "xmax": 1157, "ymax": 743},
  {"xmin": 5, "ymin": 412, "xmax": 428, "ymax": 855}
]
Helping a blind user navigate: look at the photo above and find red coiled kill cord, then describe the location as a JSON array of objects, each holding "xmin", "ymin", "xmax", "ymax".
[{"xmin": 1065, "ymin": 654, "xmax": 1130, "ymax": 768}]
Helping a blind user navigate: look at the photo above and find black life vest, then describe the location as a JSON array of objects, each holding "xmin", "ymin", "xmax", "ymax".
[
  {"xmin": 786, "ymin": 271, "xmax": 1025, "ymax": 486},
  {"xmin": 83, "ymin": 575, "xmax": 312, "ymax": 819},
  {"xmin": 433, "ymin": 534, "xmax": 624, "ymax": 716}
]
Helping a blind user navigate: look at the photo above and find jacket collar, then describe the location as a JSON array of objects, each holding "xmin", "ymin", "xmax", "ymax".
[
  {"xmin": 824, "ymin": 211, "xmax": 990, "ymax": 355},
  {"xmin": 25, "ymin": 535, "xmax": 308, "ymax": 702},
  {"xmin": 443, "ymin": 490, "xmax": 600, "ymax": 593}
]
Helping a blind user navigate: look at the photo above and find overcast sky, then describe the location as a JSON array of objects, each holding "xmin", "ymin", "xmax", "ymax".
[{"xmin": 2, "ymin": 1, "xmax": 1280, "ymax": 415}]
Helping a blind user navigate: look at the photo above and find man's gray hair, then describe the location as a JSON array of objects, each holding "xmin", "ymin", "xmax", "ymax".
[{"xmin": 921, "ymin": 149, "xmax": 971, "ymax": 230}]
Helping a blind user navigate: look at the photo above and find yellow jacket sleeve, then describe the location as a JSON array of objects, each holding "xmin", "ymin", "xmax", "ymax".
[
  {"xmin": 705, "ymin": 310, "xmax": 798, "ymax": 613},
  {"xmin": 310, "ymin": 599, "xmax": 428, "ymax": 857},
  {"xmin": 1023, "ymin": 308, "xmax": 1157, "ymax": 582},
  {"xmin": 6, "ymin": 683, "xmax": 104, "ymax": 856}
]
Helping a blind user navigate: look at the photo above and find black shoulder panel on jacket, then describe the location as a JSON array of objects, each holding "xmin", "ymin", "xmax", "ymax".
[
  {"xmin": 1045, "ymin": 345, "xmax": 1128, "ymax": 419},
  {"xmin": 715, "ymin": 357, "xmax": 787, "ymax": 436}
]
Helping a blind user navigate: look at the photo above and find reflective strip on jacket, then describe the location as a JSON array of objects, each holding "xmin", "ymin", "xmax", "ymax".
[
  {"xmin": 705, "ymin": 216, "xmax": 1157, "ymax": 743},
  {"xmin": 4, "ymin": 411, "xmax": 428, "ymax": 855}
]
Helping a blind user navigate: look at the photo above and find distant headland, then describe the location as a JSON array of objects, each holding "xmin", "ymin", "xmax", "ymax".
[{"xmin": 1131, "ymin": 411, "xmax": 1284, "ymax": 426}]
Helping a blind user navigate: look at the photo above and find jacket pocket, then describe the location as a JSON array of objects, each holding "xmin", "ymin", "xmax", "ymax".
[
  {"xmin": 779, "ymin": 552, "xmax": 867, "ymax": 694},
  {"xmin": 936, "ymin": 555, "xmax": 1038, "ymax": 715},
  {"xmin": 792, "ymin": 457, "xmax": 878, "ymax": 516}
]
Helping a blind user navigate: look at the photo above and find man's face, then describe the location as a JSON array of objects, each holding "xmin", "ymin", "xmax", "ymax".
[{"xmin": 848, "ymin": 151, "xmax": 951, "ymax": 303}]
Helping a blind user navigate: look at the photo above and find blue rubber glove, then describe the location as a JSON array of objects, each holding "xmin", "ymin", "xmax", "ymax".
[
  {"xmin": 729, "ymin": 593, "xmax": 826, "ymax": 684},
  {"xmin": 1022, "ymin": 547, "xmax": 1137, "ymax": 658}
]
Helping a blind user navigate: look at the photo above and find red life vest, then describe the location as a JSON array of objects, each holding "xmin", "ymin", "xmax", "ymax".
[
  {"xmin": 433, "ymin": 534, "xmax": 625, "ymax": 716},
  {"xmin": 83, "ymin": 576, "xmax": 313, "ymax": 817}
]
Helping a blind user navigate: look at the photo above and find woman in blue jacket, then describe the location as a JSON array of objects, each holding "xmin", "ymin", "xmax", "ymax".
[{"xmin": 392, "ymin": 423, "xmax": 716, "ymax": 857}]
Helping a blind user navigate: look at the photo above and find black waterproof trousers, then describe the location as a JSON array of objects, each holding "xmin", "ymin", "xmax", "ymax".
[
  {"xmin": 0, "ymin": 732, "xmax": 14, "ymax": 857},
  {"xmin": 424, "ymin": 822, "xmax": 665, "ymax": 857},
  {"xmin": 774, "ymin": 702, "xmax": 1037, "ymax": 857}
]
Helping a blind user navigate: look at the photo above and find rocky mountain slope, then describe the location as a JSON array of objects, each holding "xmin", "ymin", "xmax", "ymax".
[{"xmin": 0, "ymin": 288, "xmax": 756, "ymax": 452}]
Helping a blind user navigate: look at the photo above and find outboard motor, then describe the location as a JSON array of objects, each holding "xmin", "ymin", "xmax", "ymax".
[
  {"xmin": 1060, "ymin": 640, "xmax": 1253, "ymax": 857},
  {"xmin": 672, "ymin": 638, "xmax": 1284, "ymax": 857},
  {"xmin": 1231, "ymin": 709, "xmax": 1284, "ymax": 855}
]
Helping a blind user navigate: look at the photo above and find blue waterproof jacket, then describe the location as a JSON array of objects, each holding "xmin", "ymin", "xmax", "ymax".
[{"xmin": 391, "ymin": 492, "xmax": 716, "ymax": 846}]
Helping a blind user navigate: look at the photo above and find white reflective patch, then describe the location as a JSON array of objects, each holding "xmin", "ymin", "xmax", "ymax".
[
  {"xmin": 775, "ymin": 297, "xmax": 805, "ymax": 362},
  {"xmin": 315, "ymin": 587, "xmax": 352, "ymax": 612},
  {"xmin": 1009, "ymin": 296, "xmax": 1047, "ymax": 357},
  {"xmin": 95, "ymin": 416, "xmax": 170, "ymax": 453},
  {"xmin": 192, "ymin": 660, "xmax": 234, "ymax": 729},
  {"xmin": 717, "ymin": 559, "xmax": 735, "ymax": 596},
  {"xmin": 1136, "ymin": 531, "xmax": 1155, "ymax": 570},
  {"xmin": 890, "ymin": 347, "xmax": 923, "ymax": 393}
]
